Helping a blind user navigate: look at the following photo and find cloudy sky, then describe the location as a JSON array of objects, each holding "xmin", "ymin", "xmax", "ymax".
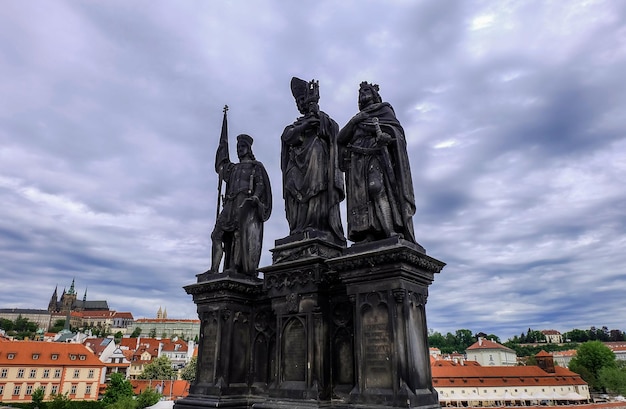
[{"xmin": 1, "ymin": 1, "xmax": 625, "ymax": 341}]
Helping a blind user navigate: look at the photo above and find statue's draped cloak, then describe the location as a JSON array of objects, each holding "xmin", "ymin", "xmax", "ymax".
[
  {"xmin": 339, "ymin": 102, "xmax": 416, "ymax": 243},
  {"xmin": 281, "ymin": 111, "xmax": 345, "ymax": 243}
]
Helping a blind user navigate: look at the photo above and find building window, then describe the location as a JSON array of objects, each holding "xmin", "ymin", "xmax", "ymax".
[
  {"xmin": 51, "ymin": 385, "xmax": 58, "ymax": 395},
  {"xmin": 70, "ymin": 355, "xmax": 77, "ymax": 360},
  {"xmin": 51, "ymin": 354, "xmax": 58, "ymax": 360},
  {"xmin": 13, "ymin": 385, "xmax": 21, "ymax": 395},
  {"xmin": 70, "ymin": 384, "xmax": 77, "ymax": 394},
  {"xmin": 17, "ymin": 369, "xmax": 25, "ymax": 378},
  {"xmin": 88, "ymin": 369, "xmax": 94, "ymax": 379},
  {"xmin": 86, "ymin": 384, "xmax": 92, "ymax": 395},
  {"xmin": 73, "ymin": 369, "xmax": 80, "ymax": 378},
  {"xmin": 26, "ymin": 385, "xmax": 33, "ymax": 395},
  {"xmin": 0, "ymin": 369, "xmax": 7, "ymax": 378},
  {"xmin": 79, "ymin": 355, "xmax": 86, "ymax": 360},
  {"xmin": 0, "ymin": 384, "xmax": 4, "ymax": 395},
  {"xmin": 54, "ymin": 369, "xmax": 61, "ymax": 378},
  {"xmin": 7, "ymin": 354, "xmax": 15, "ymax": 360},
  {"xmin": 32, "ymin": 354, "xmax": 40, "ymax": 360},
  {"xmin": 30, "ymin": 369, "xmax": 37, "ymax": 378},
  {"xmin": 43, "ymin": 369, "xmax": 50, "ymax": 378}
]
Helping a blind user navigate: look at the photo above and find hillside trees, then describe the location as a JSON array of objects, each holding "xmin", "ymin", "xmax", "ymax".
[{"xmin": 0, "ymin": 315, "xmax": 39, "ymax": 339}]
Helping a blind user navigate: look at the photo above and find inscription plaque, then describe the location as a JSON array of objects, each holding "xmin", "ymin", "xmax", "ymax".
[
  {"xmin": 200, "ymin": 318, "xmax": 218, "ymax": 383},
  {"xmin": 362, "ymin": 304, "xmax": 392, "ymax": 389},
  {"xmin": 282, "ymin": 318, "xmax": 306, "ymax": 381}
]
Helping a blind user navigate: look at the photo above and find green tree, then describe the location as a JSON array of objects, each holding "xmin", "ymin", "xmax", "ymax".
[
  {"xmin": 180, "ymin": 356, "xmax": 197, "ymax": 382},
  {"xmin": 455, "ymin": 329, "xmax": 475, "ymax": 351},
  {"xmin": 105, "ymin": 396, "xmax": 137, "ymax": 409},
  {"xmin": 523, "ymin": 329, "xmax": 546, "ymax": 343},
  {"xmin": 599, "ymin": 361, "xmax": 626, "ymax": 394},
  {"xmin": 14, "ymin": 315, "xmax": 36, "ymax": 332},
  {"xmin": 50, "ymin": 319, "xmax": 67, "ymax": 333},
  {"xmin": 427, "ymin": 331, "xmax": 447, "ymax": 351},
  {"xmin": 131, "ymin": 327, "xmax": 142, "ymax": 338},
  {"xmin": 139, "ymin": 356, "xmax": 175, "ymax": 380},
  {"xmin": 569, "ymin": 340, "xmax": 616, "ymax": 390},
  {"xmin": 102, "ymin": 373, "xmax": 135, "ymax": 405},
  {"xmin": 136, "ymin": 387, "xmax": 162, "ymax": 409},
  {"xmin": 31, "ymin": 387, "xmax": 46, "ymax": 409},
  {"xmin": 564, "ymin": 328, "xmax": 589, "ymax": 342},
  {"xmin": 149, "ymin": 328, "xmax": 157, "ymax": 338},
  {"xmin": 0, "ymin": 317, "xmax": 14, "ymax": 331},
  {"xmin": 48, "ymin": 393, "xmax": 71, "ymax": 409}
]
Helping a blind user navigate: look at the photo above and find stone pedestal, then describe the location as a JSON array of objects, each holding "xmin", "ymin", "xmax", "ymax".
[
  {"xmin": 255, "ymin": 235, "xmax": 345, "ymax": 409},
  {"xmin": 327, "ymin": 237, "xmax": 445, "ymax": 409},
  {"xmin": 177, "ymin": 237, "xmax": 444, "ymax": 409},
  {"xmin": 174, "ymin": 272, "xmax": 268, "ymax": 409}
]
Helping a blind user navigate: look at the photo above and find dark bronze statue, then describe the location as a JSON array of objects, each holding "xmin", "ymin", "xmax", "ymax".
[
  {"xmin": 281, "ymin": 77, "xmax": 345, "ymax": 244},
  {"xmin": 337, "ymin": 82, "xmax": 416, "ymax": 244},
  {"xmin": 209, "ymin": 107, "xmax": 272, "ymax": 276}
]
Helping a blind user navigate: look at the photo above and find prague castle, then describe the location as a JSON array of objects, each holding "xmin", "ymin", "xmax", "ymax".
[{"xmin": 47, "ymin": 279, "xmax": 109, "ymax": 314}]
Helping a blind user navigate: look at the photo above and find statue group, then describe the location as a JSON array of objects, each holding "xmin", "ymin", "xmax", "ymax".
[
  {"xmin": 207, "ymin": 78, "xmax": 417, "ymax": 277},
  {"xmin": 183, "ymin": 77, "xmax": 444, "ymax": 409}
]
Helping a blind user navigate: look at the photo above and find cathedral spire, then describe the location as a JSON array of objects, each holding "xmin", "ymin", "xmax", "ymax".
[
  {"xmin": 48, "ymin": 285, "xmax": 59, "ymax": 313},
  {"xmin": 68, "ymin": 278, "xmax": 76, "ymax": 295}
]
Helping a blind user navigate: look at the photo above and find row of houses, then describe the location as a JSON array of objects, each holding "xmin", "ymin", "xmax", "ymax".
[
  {"xmin": 1, "ymin": 334, "xmax": 591, "ymax": 406},
  {"xmin": 0, "ymin": 333, "xmax": 196, "ymax": 403}
]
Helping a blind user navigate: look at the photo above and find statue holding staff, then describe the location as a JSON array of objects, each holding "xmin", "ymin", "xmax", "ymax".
[{"xmin": 208, "ymin": 106, "xmax": 272, "ymax": 277}]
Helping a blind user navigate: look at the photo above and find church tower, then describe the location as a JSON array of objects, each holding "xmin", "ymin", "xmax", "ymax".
[
  {"xmin": 47, "ymin": 286, "xmax": 59, "ymax": 313},
  {"xmin": 59, "ymin": 279, "xmax": 78, "ymax": 313}
]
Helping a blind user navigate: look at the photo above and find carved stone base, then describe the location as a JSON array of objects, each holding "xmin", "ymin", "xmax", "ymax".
[
  {"xmin": 327, "ymin": 238, "xmax": 445, "ymax": 409},
  {"xmin": 180, "ymin": 273, "xmax": 269, "ymax": 408},
  {"xmin": 181, "ymin": 237, "xmax": 444, "ymax": 409},
  {"xmin": 175, "ymin": 395, "xmax": 264, "ymax": 409},
  {"xmin": 271, "ymin": 231, "xmax": 344, "ymax": 264}
]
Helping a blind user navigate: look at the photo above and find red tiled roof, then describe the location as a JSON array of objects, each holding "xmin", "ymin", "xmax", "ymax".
[
  {"xmin": 0, "ymin": 340, "xmax": 103, "ymax": 366},
  {"xmin": 535, "ymin": 350, "xmax": 552, "ymax": 357},
  {"xmin": 113, "ymin": 312, "xmax": 134, "ymax": 319},
  {"xmin": 466, "ymin": 338, "xmax": 515, "ymax": 353},
  {"xmin": 131, "ymin": 380, "xmax": 190, "ymax": 399},
  {"xmin": 553, "ymin": 349, "xmax": 577, "ymax": 357},
  {"xmin": 134, "ymin": 318, "xmax": 200, "ymax": 323},
  {"xmin": 79, "ymin": 311, "xmax": 116, "ymax": 318},
  {"xmin": 541, "ymin": 329, "xmax": 561, "ymax": 335},
  {"xmin": 431, "ymin": 364, "xmax": 586, "ymax": 388}
]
